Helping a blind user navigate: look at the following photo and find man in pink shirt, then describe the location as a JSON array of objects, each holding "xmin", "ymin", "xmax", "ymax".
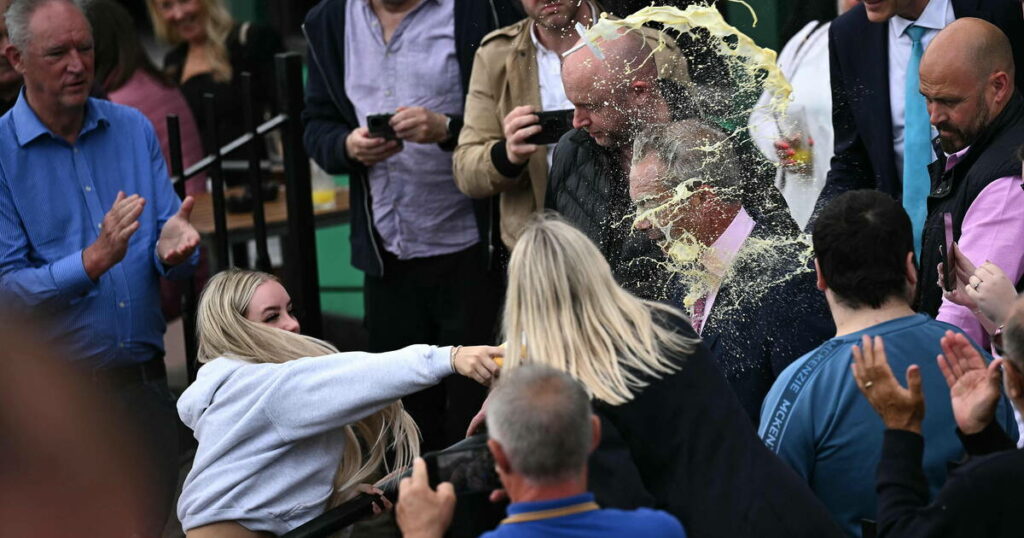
[
  {"xmin": 629, "ymin": 120, "xmax": 834, "ymax": 424},
  {"xmin": 915, "ymin": 18, "xmax": 1024, "ymax": 346}
]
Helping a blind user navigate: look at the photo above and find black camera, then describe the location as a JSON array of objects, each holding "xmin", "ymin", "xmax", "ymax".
[
  {"xmin": 366, "ymin": 113, "xmax": 398, "ymax": 141},
  {"xmin": 525, "ymin": 109, "xmax": 575, "ymax": 145},
  {"xmin": 423, "ymin": 434, "xmax": 501, "ymax": 496}
]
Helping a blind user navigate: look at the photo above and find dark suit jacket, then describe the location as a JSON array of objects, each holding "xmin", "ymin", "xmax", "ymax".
[
  {"xmin": 590, "ymin": 313, "xmax": 843, "ymax": 538},
  {"xmin": 814, "ymin": 0, "xmax": 1024, "ymax": 212},
  {"xmin": 699, "ymin": 220, "xmax": 836, "ymax": 424},
  {"xmin": 876, "ymin": 425, "xmax": 1023, "ymax": 537}
]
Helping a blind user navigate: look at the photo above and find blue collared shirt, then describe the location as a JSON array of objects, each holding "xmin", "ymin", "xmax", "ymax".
[
  {"xmin": 481, "ymin": 493, "xmax": 686, "ymax": 537},
  {"xmin": 343, "ymin": 0, "xmax": 479, "ymax": 260},
  {"xmin": 0, "ymin": 92, "xmax": 198, "ymax": 368}
]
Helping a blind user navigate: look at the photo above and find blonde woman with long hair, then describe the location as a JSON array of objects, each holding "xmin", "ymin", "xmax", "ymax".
[
  {"xmin": 493, "ymin": 214, "xmax": 842, "ymax": 537},
  {"xmin": 177, "ymin": 269, "xmax": 501, "ymax": 538},
  {"xmin": 146, "ymin": 0, "xmax": 283, "ymax": 155}
]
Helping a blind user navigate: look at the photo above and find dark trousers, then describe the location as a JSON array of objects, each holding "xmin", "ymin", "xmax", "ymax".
[
  {"xmin": 97, "ymin": 360, "xmax": 181, "ymax": 536},
  {"xmin": 364, "ymin": 243, "xmax": 502, "ymax": 452}
]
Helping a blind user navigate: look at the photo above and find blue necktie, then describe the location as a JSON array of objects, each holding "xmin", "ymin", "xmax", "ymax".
[{"xmin": 903, "ymin": 25, "xmax": 931, "ymax": 261}]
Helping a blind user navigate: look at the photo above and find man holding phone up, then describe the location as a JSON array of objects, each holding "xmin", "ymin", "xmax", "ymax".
[
  {"xmin": 302, "ymin": 0, "xmax": 520, "ymax": 451},
  {"xmin": 453, "ymin": 0, "xmax": 598, "ymax": 249}
]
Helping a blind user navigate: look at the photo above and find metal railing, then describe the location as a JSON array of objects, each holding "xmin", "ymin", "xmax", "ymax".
[{"xmin": 166, "ymin": 52, "xmax": 323, "ymax": 383}]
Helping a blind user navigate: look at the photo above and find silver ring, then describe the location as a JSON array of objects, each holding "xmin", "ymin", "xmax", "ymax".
[{"xmin": 864, "ymin": 381, "xmax": 874, "ymax": 389}]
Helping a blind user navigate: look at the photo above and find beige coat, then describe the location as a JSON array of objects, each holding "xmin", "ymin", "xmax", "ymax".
[{"xmin": 453, "ymin": 15, "xmax": 689, "ymax": 248}]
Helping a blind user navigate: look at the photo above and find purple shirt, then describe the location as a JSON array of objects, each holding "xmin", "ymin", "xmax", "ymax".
[
  {"xmin": 344, "ymin": 0, "xmax": 478, "ymax": 259},
  {"xmin": 936, "ymin": 148, "xmax": 1024, "ymax": 345}
]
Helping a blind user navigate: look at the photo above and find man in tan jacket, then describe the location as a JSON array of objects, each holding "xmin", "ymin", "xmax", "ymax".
[{"xmin": 454, "ymin": 0, "xmax": 687, "ymax": 249}]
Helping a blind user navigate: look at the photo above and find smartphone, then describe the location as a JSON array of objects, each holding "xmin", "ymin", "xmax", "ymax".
[
  {"xmin": 366, "ymin": 113, "xmax": 397, "ymax": 141},
  {"xmin": 942, "ymin": 213, "xmax": 956, "ymax": 292},
  {"xmin": 423, "ymin": 435, "xmax": 501, "ymax": 495},
  {"xmin": 525, "ymin": 109, "xmax": 575, "ymax": 145}
]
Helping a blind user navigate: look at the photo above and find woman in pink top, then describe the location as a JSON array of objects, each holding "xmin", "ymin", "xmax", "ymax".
[{"xmin": 86, "ymin": 0, "xmax": 206, "ymax": 196}]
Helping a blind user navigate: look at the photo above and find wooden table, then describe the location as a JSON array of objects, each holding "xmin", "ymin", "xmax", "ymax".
[{"xmin": 190, "ymin": 185, "xmax": 350, "ymax": 265}]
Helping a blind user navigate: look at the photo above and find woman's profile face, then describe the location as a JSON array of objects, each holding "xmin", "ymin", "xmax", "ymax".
[
  {"xmin": 153, "ymin": 0, "xmax": 207, "ymax": 43},
  {"xmin": 245, "ymin": 280, "xmax": 300, "ymax": 334}
]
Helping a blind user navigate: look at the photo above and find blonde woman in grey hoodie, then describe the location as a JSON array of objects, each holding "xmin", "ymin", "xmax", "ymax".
[{"xmin": 177, "ymin": 269, "xmax": 502, "ymax": 538}]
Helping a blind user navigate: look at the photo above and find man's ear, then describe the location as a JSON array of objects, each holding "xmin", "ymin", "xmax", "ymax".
[
  {"xmin": 814, "ymin": 258, "xmax": 827, "ymax": 292},
  {"xmin": 988, "ymin": 70, "xmax": 1011, "ymax": 107},
  {"xmin": 488, "ymin": 439, "xmax": 511, "ymax": 476},
  {"xmin": 5, "ymin": 45, "xmax": 23, "ymax": 75},
  {"xmin": 905, "ymin": 251, "xmax": 918, "ymax": 291},
  {"xmin": 629, "ymin": 79, "xmax": 653, "ymax": 98},
  {"xmin": 1003, "ymin": 359, "xmax": 1024, "ymax": 402},
  {"xmin": 589, "ymin": 414, "xmax": 602, "ymax": 453}
]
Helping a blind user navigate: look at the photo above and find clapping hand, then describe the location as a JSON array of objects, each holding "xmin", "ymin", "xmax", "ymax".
[
  {"xmin": 83, "ymin": 191, "xmax": 146, "ymax": 280},
  {"xmin": 157, "ymin": 196, "xmax": 200, "ymax": 266},
  {"xmin": 936, "ymin": 330, "xmax": 1002, "ymax": 435},
  {"xmin": 851, "ymin": 335, "xmax": 925, "ymax": 434}
]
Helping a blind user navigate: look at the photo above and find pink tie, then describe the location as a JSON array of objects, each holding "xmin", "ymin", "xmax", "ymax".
[{"xmin": 692, "ymin": 297, "xmax": 708, "ymax": 333}]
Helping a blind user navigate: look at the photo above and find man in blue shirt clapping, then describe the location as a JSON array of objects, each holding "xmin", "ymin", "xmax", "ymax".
[
  {"xmin": 0, "ymin": 0, "xmax": 199, "ymax": 533},
  {"xmin": 396, "ymin": 365, "xmax": 686, "ymax": 538}
]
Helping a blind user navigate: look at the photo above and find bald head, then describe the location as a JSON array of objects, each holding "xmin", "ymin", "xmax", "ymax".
[
  {"xmin": 561, "ymin": 28, "xmax": 666, "ymax": 148},
  {"xmin": 921, "ymin": 18, "xmax": 1014, "ymax": 84},
  {"xmin": 562, "ymin": 29, "xmax": 659, "ymax": 91},
  {"xmin": 918, "ymin": 18, "xmax": 1015, "ymax": 153}
]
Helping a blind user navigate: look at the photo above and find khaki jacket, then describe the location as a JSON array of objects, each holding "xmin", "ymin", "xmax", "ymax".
[{"xmin": 453, "ymin": 13, "xmax": 689, "ymax": 248}]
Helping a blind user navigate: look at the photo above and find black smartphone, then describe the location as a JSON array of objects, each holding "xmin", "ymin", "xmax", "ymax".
[
  {"xmin": 525, "ymin": 109, "xmax": 575, "ymax": 145},
  {"xmin": 423, "ymin": 436, "xmax": 501, "ymax": 495},
  {"xmin": 366, "ymin": 113, "xmax": 397, "ymax": 141},
  {"xmin": 942, "ymin": 213, "xmax": 956, "ymax": 292}
]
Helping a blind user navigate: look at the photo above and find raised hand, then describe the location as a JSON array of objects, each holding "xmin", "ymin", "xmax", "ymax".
[
  {"xmin": 503, "ymin": 105, "xmax": 541, "ymax": 166},
  {"xmin": 936, "ymin": 330, "xmax": 1002, "ymax": 434},
  {"xmin": 851, "ymin": 334, "xmax": 925, "ymax": 434},
  {"xmin": 452, "ymin": 345, "xmax": 503, "ymax": 386},
  {"xmin": 82, "ymin": 191, "xmax": 145, "ymax": 281},
  {"xmin": 157, "ymin": 196, "xmax": 200, "ymax": 266}
]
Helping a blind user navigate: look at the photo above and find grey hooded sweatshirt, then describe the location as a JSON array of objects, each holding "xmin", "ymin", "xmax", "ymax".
[{"xmin": 176, "ymin": 344, "xmax": 454, "ymax": 535}]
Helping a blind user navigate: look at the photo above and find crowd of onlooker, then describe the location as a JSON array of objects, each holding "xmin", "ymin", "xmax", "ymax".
[{"xmin": 1, "ymin": 0, "xmax": 1023, "ymax": 536}]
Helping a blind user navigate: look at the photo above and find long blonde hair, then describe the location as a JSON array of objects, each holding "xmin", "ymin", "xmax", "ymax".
[
  {"xmin": 147, "ymin": 0, "xmax": 235, "ymax": 83},
  {"xmin": 196, "ymin": 269, "xmax": 420, "ymax": 506},
  {"xmin": 502, "ymin": 214, "xmax": 699, "ymax": 405}
]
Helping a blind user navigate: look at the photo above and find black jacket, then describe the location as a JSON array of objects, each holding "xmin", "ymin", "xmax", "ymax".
[
  {"xmin": 814, "ymin": 0, "xmax": 1024, "ymax": 212},
  {"xmin": 700, "ymin": 220, "xmax": 836, "ymax": 424},
  {"xmin": 590, "ymin": 313, "xmax": 843, "ymax": 538},
  {"xmin": 876, "ymin": 424, "xmax": 1023, "ymax": 537},
  {"xmin": 917, "ymin": 92, "xmax": 1024, "ymax": 316},
  {"xmin": 545, "ymin": 128, "xmax": 673, "ymax": 300},
  {"xmin": 301, "ymin": 0, "xmax": 521, "ymax": 276},
  {"xmin": 165, "ymin": 22, "xmax": 284, "ymax": 154}
]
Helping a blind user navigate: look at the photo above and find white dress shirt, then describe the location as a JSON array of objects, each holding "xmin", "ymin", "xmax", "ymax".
[{"xmin": 888, "ymin": 0, "xmax": 954, "ymax": 179}]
